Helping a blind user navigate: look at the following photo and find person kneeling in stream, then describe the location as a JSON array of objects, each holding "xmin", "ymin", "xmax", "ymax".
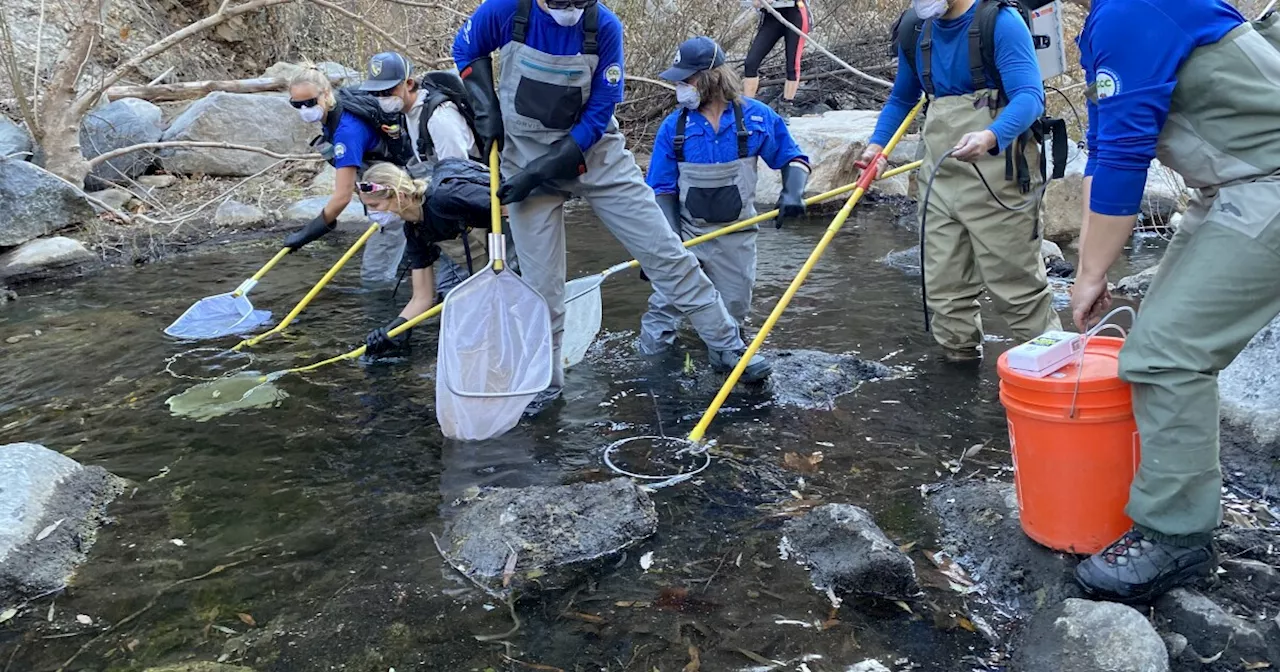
[{"xmin": 357, "ymin": 159, "xmax": 498, "ymax": 357}]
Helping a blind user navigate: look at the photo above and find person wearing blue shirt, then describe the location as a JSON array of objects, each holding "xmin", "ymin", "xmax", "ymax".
[
  {"xmin": 1068, "ymin": 0, "xmax": 1280, "ymax": 604},
  {"xmin": 861, "ymin": 0, "xmax": 1059, "ymax": 363},
  {"xmin": 453, "ymin": 0, "xmax": 771, "ymax": 417},
  {"xmin": 639, "ymin": 36, "xmax": 810, "ymax": 354}
]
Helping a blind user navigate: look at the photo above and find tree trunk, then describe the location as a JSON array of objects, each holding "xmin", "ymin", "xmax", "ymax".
[
  {"xmin": 32, "ymin": 0, "xmax": 102, "ymax": 186},
  {"xmin": 104, "ymin": 75, "xmax": 344, "ymax": 103}
]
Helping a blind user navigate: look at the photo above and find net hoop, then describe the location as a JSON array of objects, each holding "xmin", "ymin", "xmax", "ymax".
[
  {"xmin": 602, "ymin": 435, "xmax": 712, "ymax": 490},
  {"xmin": 163, "ymin": 347, "xmax": 253, "ymax": 381}
]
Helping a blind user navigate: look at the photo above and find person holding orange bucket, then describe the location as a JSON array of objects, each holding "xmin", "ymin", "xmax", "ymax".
[{"xmin": 1069, "ymin": 0, "xmax": 1280, "ymax": 603}]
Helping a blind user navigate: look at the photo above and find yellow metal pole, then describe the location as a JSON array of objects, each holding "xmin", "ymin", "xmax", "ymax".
[
  {"xmin": 232, "ymin": 247, "xmax": 291, "ymax": 297},
  {"xmin": 687, "ymin": 98, "xmax": 926, "ymax": 443},
  {"xmin": 489, "ymin": 143, "xmax": 504, "ymax": 272},
  {"xmin": 234, "ymin": 221, "xmax": 380, "ymax": 350}
]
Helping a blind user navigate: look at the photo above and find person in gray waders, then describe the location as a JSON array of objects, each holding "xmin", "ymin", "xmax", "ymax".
[
  {"xmin": 452, "ymin": 0, "xmax": 771, "ymax": 417},
  {"xmin": 639, "ymin": 36, "xmax": 810, "ymax": 355},
  {"xmin": 354, "ymin": 160, "xmax": 496, "ymax": 357},
  {"xmin": 1070, "ymin": 0, "xmax": 1280, "ymax": 604},
  {"xmin": 864, "ymin": 0, "xmax": 1060, "ymax": 362},
  {"xmin": 283, "ymin": 52, "xmax": 487, "ymax": 286}
]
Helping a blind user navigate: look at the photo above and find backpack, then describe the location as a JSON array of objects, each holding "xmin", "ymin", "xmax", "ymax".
[
  {"xmin": 889, "ymin": 0, "xmax": 1068, "ymax": 192},
  {"xmin": 312, "ymin": 88, "xmax": 414, "ymax": 168},
  {"xmin": 414, "ymin": 71, "xmax": 482, "ymax": 162}
]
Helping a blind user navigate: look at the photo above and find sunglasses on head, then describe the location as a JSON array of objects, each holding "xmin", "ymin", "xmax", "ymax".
[
  {"xmin": 356, "ymin": 182, "xmax": 391, "ymax": 194},
  {"xmin": 545, "ymin": 0, "xmax": 596, "ymax": 9},
  {"xmin": 289, "ymin": 97, "xmax": 319, "ymax": 109}
]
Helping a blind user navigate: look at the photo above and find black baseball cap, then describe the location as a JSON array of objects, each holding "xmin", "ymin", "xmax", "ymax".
[
  {"xmin": 359, "ymin": 52, "xmax": 413, "ymax": 92},
  {"xmin": 659, "ymin": 36, "xmax": 725, "ymax": 82}
]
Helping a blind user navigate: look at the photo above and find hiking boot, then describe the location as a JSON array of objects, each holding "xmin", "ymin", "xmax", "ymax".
[
  {"xmin": 942, "ymin": 346, "xmax": 982, "ymax": 363},
  {"xmin": 708, "ymin": 348, "xmax": 772, "ymax": 384},
  {"xmin": 638, "ymin": 330, "xmax": 676, "ymax": 357},
  {"xmin": 1075, "ymin": 527, "xmax": 1216, "ymax": 604},
  {"xmin": 522, "ymin": 387, "xmax": 563, "ymax": 418}
]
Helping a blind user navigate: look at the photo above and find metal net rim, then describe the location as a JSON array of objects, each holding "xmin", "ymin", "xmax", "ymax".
[
  {"xmin": 163, "ymin": 347, "xmax": 254, "ymax": 381},
  {"xmin": 602, "ymin": 435, "xmax": 711, "ymax": 490}
]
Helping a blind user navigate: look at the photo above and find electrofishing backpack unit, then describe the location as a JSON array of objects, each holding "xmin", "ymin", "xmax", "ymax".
[
  {"xmin": 311, "ymin": 87, "xmax": 415, "ymax": 168},
  {"xmin": 415, "ymin": 70, "xmax": 482, "ymax": 161},
  {"xmin": 890, "ymin": 0, "xmax": 1070, "ymax": 192}
]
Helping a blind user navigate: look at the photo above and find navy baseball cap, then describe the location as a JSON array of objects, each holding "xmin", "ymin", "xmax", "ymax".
[
  {"xmin": 359, "ymin": 52, "xmax": 414, "ymax": 92},
  {"xmin": 659, "ymin": 36, "xmax": 726, "ymax": 82}
]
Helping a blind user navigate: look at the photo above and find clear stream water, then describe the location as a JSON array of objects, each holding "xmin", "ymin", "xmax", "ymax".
[{"xmin": 0, "ymin": 203, "xmax": 1162, "ymax": 672}]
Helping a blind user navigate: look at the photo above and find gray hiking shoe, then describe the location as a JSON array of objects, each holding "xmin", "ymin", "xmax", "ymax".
[
  {"xmin": 1075, "ymin": 527, "xmax": 1216, "ymax": 604},
  {"xmin": 708, "ymin": 348, "xmax": 772, "ymax": 384},
  {"xmin": 522, "ymin": 387, "xmax": 563, "ymax": 418}
]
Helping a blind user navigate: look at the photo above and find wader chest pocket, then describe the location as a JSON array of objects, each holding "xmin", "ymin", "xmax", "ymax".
[
  {"xmin": 515, "ymin": 77, "xmax": 582, "ymax": 130},
  {"xmin": 686, "ymin": 186, "xmax": 743, "ymax": 224}
]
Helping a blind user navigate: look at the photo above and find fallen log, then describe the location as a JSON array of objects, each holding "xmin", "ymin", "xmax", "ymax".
[{"xmin": 103, "ymin": 74, "xmax": 345, "ymax": 103}]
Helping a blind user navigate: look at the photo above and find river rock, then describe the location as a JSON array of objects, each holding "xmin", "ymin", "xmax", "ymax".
[
  {"xmin": 780, "ymin": 504, "xmax": 918, "ymax": 599},
  {"xmin": 0, "ymin": 443, "xmax": 125, "ymax": 601},
  {"xmin": 881, "ymin": 246, "xmax": 921, "ymax": 276},
  {"xmin": 309, "ymin": 164, "xmax": 336, "ymax": 194},
  {"xmin": 1041, "ymin": 172, "xmax": 1086, "ymax": 242},
  {"xmin": 767, "ymin": 349, "xmax": 894, "ymax": 410},
  {"xmin": 263, "ymin": 60, "xmax": 361, "ymax": 86},
  {"xmin": 1155, "ymin": 588, "xmax": 1277, "ymax": 664},
  {"xmin": 755, "ymin": 110, "xmax": 912, "ymax": 205},
  {"xmin": 1142, "ymin": 160, "xmax": 1187, "ymax": 222},
  {"xmin": 214, "ymin": 199, "xmax": 271, "ymax": 229},
  {"xmin": 136, "ymin": 174, "xmax": 178, "ymax": 189},
  {"xmin": 279, "ymin": 196, "xmax": 369, "ymax": 230},
  {"xmin": 1114, "ymin": 262, "xmax": 1160, "ymax": 297},
  {"xmin": 87, "ymin": 187, "xmax": 135, "ymax": 212},
  {"xmin": 846, "ymin": 661, "xmax": 891, "ymax": 672},
  {"xmin": 438, "ymin": 478, "xmax": 658, "ymax": 593},
  {"xmin": 1219, "ymin": 314, "xmax": 1280, "ymax": 444},
  {"xmin": 160, "ymin": 92, "xmax": 314, "ymax": 176},
  {"xmin": 1013, "ymin": 599, "xmax": 1169, "ymax": 672},
  {"xmin": 80, "ymin": 97, "xmax": 164, "ymax": 188},
  {"xmin": 0, "ymin": 115, "xmax": 33, "ymax": 160},
  {"xmin": 0, "ymin": 236, "xmax": 98, "ymax": 284},
  {"xmin": 0, "ymin": 158, "xmax": 95, "ymax": 247}
]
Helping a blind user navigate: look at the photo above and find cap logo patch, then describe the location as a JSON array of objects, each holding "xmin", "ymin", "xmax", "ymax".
[{"xmin": 371, "ymin": 59, "xmax": 383, "ymax": 77}]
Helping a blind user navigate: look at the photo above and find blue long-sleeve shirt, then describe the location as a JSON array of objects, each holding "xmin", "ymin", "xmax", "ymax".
[
  {"xmin": 452, "ymin": 0, "xmax": 625, "ymax": 153},
  {"xmin": 646, "ymin": 98, "xmax": 809, "ymax": 195},
  {"xmin": 870, "ymin": 3, "xmax": 1044, "ymax": 153},
  {"xmin": 329, "ymin": 111, "xmax": 379, "ymax": 169},
  {"xmin": 1079, "ymin": 0, "xmax": 1244, "ymax": 216}
]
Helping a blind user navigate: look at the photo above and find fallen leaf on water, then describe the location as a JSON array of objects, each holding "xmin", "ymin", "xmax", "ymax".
[
  {"xmin": 956, "ymin": 617, "xmax": 976, "ymax": 632},
  {"xmin": 237, "ymin": 612, "xmax": 256, "ymax": 627},
  {"xmin": 1243, "ymin": 662, "xmax": 1271, "ymax": 670},
  {"xmin": 211, "ymin": 624, "xmax": 237, "ymax": 635},
  {"xmin": 964, "ymin": 443, "xmax": 984, "ymax": 458},
  {"xmin": 640, "ymin": 551, "xmax": 654, "ymax": 570},
  {"xmin": 170, "ymin": 539, "xmax": 186, "ymax": 547},
  {"xmin": 682, "ymin": 644, "xmax": 701, "ymax": 672},
  {"xmin": 894, "ymin": 601, "xmax": 913, "ymax": 615},
  {"xmin": 502, "ymin": 546, "xmax": 519, "ymax": 588},
  {"xmin": 127, "ymin": 638, "xmax": 139, "ymax": 652},
  {"xmin": 0, "ymin": 608, "xmax": 16, "ymax": 624},
  {"xmin": 35, "ymin": 518, "xmax": 65, "ymax": 541},
  {"xmin": 782, "ymin": 451, "xmax": 824, "ymax": 473},
  {"xmin": 898, "ymin": 541, "xmax": 917, "ymax": 553},
  {"xmin": 76, "ymin": 614, "xmax": 92, "ymax": 625},
  {"xmin": 563, "ymin": 611, "xmax": 604, "ymax": 624}
]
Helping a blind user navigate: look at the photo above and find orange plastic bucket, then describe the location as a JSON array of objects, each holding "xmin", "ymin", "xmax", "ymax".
[{"xmin": 996, "ymin": 336, "xmax": 1139, "ymax": 555}]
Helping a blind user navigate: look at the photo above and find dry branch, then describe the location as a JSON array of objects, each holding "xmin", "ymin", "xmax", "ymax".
[
  {"xmin": 377, "ymin": 0, "xmax": 470, "ymax": 20},
  {"xmin": 301, "ymin": 0, "xmax": 429, "ymax": 65},
  {"xmin": 105, "ymin": 74, "xmax": 343, "ymax": 102},
  {"xmin": 85, "ymin": 141, "xmax": 321, "ymax": 168},
  {"xmin": 759, "ymin": 3, "xmax": 893, "ymax": 89}
]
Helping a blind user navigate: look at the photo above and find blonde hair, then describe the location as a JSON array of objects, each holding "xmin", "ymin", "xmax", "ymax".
[
  {"xmin": 693, "ymin": 64, "xmax": 744, "ymax": 106},
  {"xmin": 288, "ymin": 62, "xmax": 337, "ymax": 110},
  {"xmin": 361, "ymin": 162, "xmax": 429, "ymax": 212}
]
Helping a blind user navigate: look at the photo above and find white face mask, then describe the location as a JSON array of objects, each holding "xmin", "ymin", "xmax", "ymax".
[
  {"xmin": 297, "ymin": 105, "xmax": 324, "ymax": 123},
  {"xmin": 378, "ymin": 96, "xmax": 404, "ymax": 114},
  {"xmin": 675, "ymin": 82, "xmax": 701, "ymax": 110},
  {"xmin": 548, "ymin": 7, "xmax": 584, "ymax": 26},
  {"xmin": 912, "ymin": 0, "xmax": 949, "ymax": 20}
]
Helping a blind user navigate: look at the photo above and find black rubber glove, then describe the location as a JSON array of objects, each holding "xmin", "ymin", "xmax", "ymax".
[
  {"xmin": 498, "ymin": 136, "xmax": 586, "ymax": 205},
  {"xmin": 776, "ymin": 162, "xmax": 809, "ymax": 229},
  {"xmin": 284, "ymin": 214, "xmax": 334, "ymax": 251},
  {"xmin": 365, "ymin": 316, "xmax": 409, "ymax": 356},
  {"xmin": 460, "ymin": 57, "xmax": 503, "ymax": 154}
]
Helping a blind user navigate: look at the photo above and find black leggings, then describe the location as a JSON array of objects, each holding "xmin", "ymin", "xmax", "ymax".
[{"xmin": 742, "ymin": 2, "xmax": 811, "ymax": 82}]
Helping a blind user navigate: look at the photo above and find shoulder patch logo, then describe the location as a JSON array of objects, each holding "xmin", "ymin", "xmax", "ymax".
[
  {"xmin": 1094, "ymin": 67, "xmax": 1120, "ymax": 100},
  {"xmin": 605, "ymin": 64, "xmax": 622, "ymax": 86},
  {"xmin": 334, "ymin": 143, "xmax": 347, "ymax": 159}
]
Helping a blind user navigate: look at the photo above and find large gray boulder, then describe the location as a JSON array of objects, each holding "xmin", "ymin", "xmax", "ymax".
[
  {"xmin": 754, "ymin": 111, "xmax": 914, "ymax": 204},
  {"xmin": 1155, "ymin": 588, "xmax": 1278, "ymax": 664},
  {"xmin": 0, "ymin": 157, "xmax": 96, "ymax": 247},
  {"xmin": 0, "ymin": 236, "xmax": 98, "ymax": 284},
  {"xmin": 1219, "ymin": 314, "xmax": 1280, "ymax": 444},
  {"xmin": 160, "ymin": 92, "xmax": 315, "ymax": 176},
  {"xmin": 0, "ymin": 443, "xmax": 125, "ymax": 601},
  {"xmin": 438, "ymin": 479, "xmax": 657, "ymax": 594},
  {"xmin": 1013, "ymin": 599, "xmax": 1169, "ymax": 672},
  {"xmin": 781, "ymin": 503, "xmax": 919, "ymax": 599},
  {"xmin": 80, "ymin": 98, "xmax": 164, "ymax": 188},
  {"xmin": 0, "ymin": 116, "xmax": 33, "ymax": 160},
  {"xmin": 278, "ymin": 196, "xmax": 369, "ymax": 230},
  {"xmin": 214, "ymin": 200, "xmax": 271, "ymax": 229},
  {"xmin": 1114, "ymin": 262, "xmax": 1160, "ymax": 297},
  {"xmin": 767, "ymin": 349, "xmax": 894, "ymax": 410}
]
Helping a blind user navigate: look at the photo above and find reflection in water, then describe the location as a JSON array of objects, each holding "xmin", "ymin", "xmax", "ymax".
[{"xmin": 0, "ymin": 209, "xmax": 1159, "ymax": 670}]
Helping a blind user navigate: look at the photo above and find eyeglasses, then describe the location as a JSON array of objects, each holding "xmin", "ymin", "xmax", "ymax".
[
  {"xmin": 545, "ymin": 0, "xmax": 596, "ymax": 9},
  {"xmin": 288, "ymin": 97, "xmax": 319, "ymax": 109},
  {"xmin": 356, "ymin": 182, "xmax": 391, "ymax": 194}
]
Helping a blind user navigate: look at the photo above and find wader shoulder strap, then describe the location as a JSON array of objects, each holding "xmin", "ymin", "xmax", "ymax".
[
  {"xmin": 968, "ymin": 18, "xmax": 987, "ymax": 92},
  {"xmin": 674, "ymin": 108, "xmax": 688, "ymax": 162},
  {"xmin": 733, "ymin": 100, "xmax": 749, "ymax": 159},
  {"xmin": 513, "ymin": 0, "xmax": 531, "ymax": 44},
  {"xmin": 583, "ymin": 4, "xmax": 599, "ymax": 55},
  {"xmin": 919, "ymin": 20, "xmax": 936, "ymax": 96}
]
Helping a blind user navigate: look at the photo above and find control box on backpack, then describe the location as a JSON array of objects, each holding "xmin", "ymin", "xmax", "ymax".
[{"xmin": 1030, "ymin": 1, "xmax": 1067, "ymax": 80}]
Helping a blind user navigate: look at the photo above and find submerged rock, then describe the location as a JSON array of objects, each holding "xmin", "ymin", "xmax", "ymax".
[
  {"xmin": 881, "ymin": 245, "xmax": 1072, "ymax": 308},
  {"xmin": 846, "ymin": 661, "xmax": 891, "ymax": 672},
  {"xmin": 0, "ymin": 236, "xmax": 98, "ymax": 284},
  {"xmin": 1013, "ymin": 599, "xmax": 1169, "ymax": 672},
  {"xmin": 1115, "ymin": 263, "xmax": 1160, "ymax": 297},
  {"xmin": 0, "ymin": 442, "xmax": 125, "ymax": 601},
  {"xmin": 767, "ymin": 349, "xmax": 894, "ymax": 410},
  {"xmin": 780, "ymin": 503, "xmax": 918, "ymax": 599},
  {"xmin": 1155, "ymin": 588, "xmax": 1277, "ymax": 664},
  {"xmin": 439, "ymin": 478, "xmax": 658, "ymax": 593}
]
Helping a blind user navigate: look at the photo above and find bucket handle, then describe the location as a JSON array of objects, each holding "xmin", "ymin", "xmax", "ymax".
[{"xmin": 1067, "ymin": 306, "xmax": 1137, "ymax": 419}]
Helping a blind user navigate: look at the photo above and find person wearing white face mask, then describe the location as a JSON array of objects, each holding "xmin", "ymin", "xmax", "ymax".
[{"xmin": 639, "ymin": 36, "xmax": 809, "ymax": 355}]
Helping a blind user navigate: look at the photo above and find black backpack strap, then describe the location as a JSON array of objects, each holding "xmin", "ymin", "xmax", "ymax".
[
  {"xmin": 513, "ymin": 0, "xmax": 531, "ymax": 44},
  {"xmin": 1045, "ymin": 116, "xmax": 1068, "ymax": 180},
  {"xmin": 919, "ymin": 20, "xmax": 936, "ymax": 96},
  {"xmin": 674, "ymin": 108, "xmax": 688, "ymax": 163},
  {"xmin": 968, "ymin": 4, "xmax": 989, "ymax": 92},
  {"xmin": 582, "ymin": 3, "xmax": 599, "ymax": 55},
  {"xmin": 733, "ymin": 100, "xmax": 749, "ymax": 159}
]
